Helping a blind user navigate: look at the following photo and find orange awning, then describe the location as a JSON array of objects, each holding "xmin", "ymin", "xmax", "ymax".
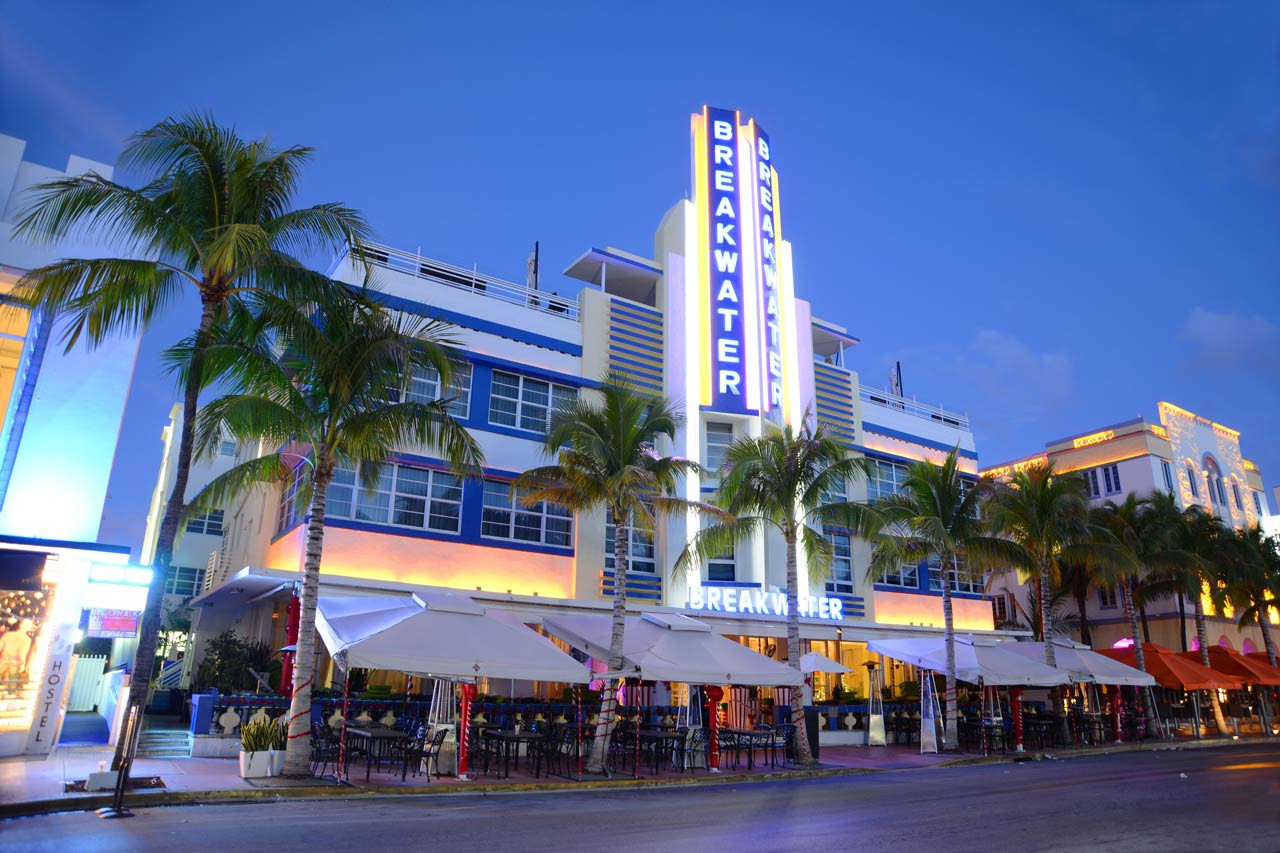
[
  {"xmin": 1098, "ymin": 643, "xmax": 1245, "ymax": 691},
  {"xmin": 1182, "ymin": 646, "xmax": 1280, "ymax": 687}
]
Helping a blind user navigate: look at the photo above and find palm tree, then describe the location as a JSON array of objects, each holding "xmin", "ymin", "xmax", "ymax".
[
  {"xmin": 858, "ymin": 449, "xmax": 1015, "ymax": 751},
  {"xmin": 188, "ymin": 291, "xmax": 482, "ymax": 776},
  {"xmin": 984, "ymin": 464, "xmax": 1095, "ymax": 669},
  {"xmin": 13, "ymin": 115, "xmax": 370, "ymax": 769},
  {"xmin": 1097, "ymin": 493, "xmax": 1211, "ymax": 732},
  {"xmin": 514, "ymin": 381, "xmax": 700, "ymax": 774},
  {"xmin": 1221, "ymin": 525, "xmax": 1280, "ymax": 669},
  {"xmin": 675, "ymin": 420, "xmax": 877, "ymax": 767},
  {"xmin": 1057, "ymin": 559, "xmax": 1096, "ymax": 646}
]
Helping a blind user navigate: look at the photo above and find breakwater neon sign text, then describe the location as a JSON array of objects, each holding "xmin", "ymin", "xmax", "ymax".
[{"xmin": 687, "ymin": 587, "xmax": 844, "ymax": 621}]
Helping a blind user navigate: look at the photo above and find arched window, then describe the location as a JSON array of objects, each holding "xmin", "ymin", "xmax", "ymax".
[
  {"xmin": 1203, "ymin": 456, "xmax": 1227, "ymax": 508},
  {"xmin": 1185, "ymin": 461, "xmax": 1199, "ymax": 499}
]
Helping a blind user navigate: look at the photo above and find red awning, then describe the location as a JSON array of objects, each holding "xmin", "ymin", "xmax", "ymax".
[
  {"xmin": 1181, "ymin": 646, "xmax": 1280, "ymax": 687},
  {"xmin": 1098, "ymin": 643, "xmax": 1245, "ymax": 691}
]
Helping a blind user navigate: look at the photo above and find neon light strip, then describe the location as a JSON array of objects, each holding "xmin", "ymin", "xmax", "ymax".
[
  {"xmin": 692, "ymin": 109, "xmax": 713, "ymax": 406},
  {"xmin": 737, "ymin": 117, "xmax": 762, "ymax": 411}
]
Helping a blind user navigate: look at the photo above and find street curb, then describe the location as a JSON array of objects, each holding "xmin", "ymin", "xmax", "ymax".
[
  {"xmin": 0, "ymin": 765, "xmax": 884, "ymax": 820},
  {"xmin": 936, "ymin": 735, "xmax": 1274, "ymax": 767}
]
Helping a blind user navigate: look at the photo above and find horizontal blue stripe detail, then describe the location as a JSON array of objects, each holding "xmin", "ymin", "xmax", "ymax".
[
  {"xmin": 601, "ymin": 588, "xmax": 663, "ymax": 601},
  {"xmin": 612, "ymin": 305, "xmax": 663, "ymax": 326},
  {"xmin": 611, "ymin": 314, "xmax": 662, "ymax": 338},
  {"xmin": 368, "ymin": 289, "xmax": 582, "ymax": 356},
  {"xmin": 700, "ymin": 580, "xmax": 762, "ymax": 588},
  {"xmin": 0, "ymin": 533, "xmax": 130, "ymax": 555},
  {"xmin": 872, "ymin": 583, "xmax": 987, "ymax": 601},
  {"xmin": 600, "ymin": 570, "xmax": 662, "ymax": 586},
  {"xmin": 467, "ymin": 351, "xmax": 592, "ymax": 389},
  {"xmin": 609, "ymin": 352, "xmax": 663, "ymax": 376},
  {"xmin": 860, "ymin": 422, "xmax": 978, "ymax": 459},
  {"xmin": 609, "ymin": 334, "xmax": 663, "ymax": 356}
]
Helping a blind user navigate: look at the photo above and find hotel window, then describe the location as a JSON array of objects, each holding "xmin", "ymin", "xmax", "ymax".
[
  {"xmin": 824, "ymin": 531, "xmax": 854, "ymax": 595},
  {"xmin": 1161, "ymin": 460, "xmax": 1174, "ymax": 493},
  {"xmin": 481, "ymin": 480, "xmax": 573, "ymax": 547},
  {"xmin": 1102, "ymin": 464, "xmax": 1121, "ymax": 496},
  {"xmin": 707, "ymin": 550, "xmax": 736, "ymax": 582},
  {"xmin": 488, "ymin": 370, "xmax": 576, "ymax": 434},
  {"xmin": 929, "ymin": 554, "xmax": 981, "ymax": 594},
  {"xmin": 605, "ymin": 508, "xmax": 656, "ymax": 574},
  {"xmin": 1098, "ymin": 586, "xmax": 1118, "ymax": 609},
  {"xmin": 408, "ymin": 361, "xmax": 472, "ymax": 419},
  {"xmin": 1253, "ymin": 491, "xmax": 1264, "ymax": 516},
  {"xmin": 1216, "ymin": 478, "xmax": 1228, "ymax": 507},
  {"xmin": 992, "ymin": 593, "xmax": 1011, "ymax": 624},
  {"xmin": 185, "ymin": 510, "xmax": 224, "ymax": 536},
  {"xmin": 820, "ymin": 474, "xmax": 847, "ymax": 506},
  {"xmin": 1186, "ymin": 464, "xmax": 1199, "ymax": 499},
  {"xmin": 867, "ymin": 459, "xmax": 909, "ymax": 502},
  {"xmin": 219, "ymin": 439, "xmax": 238, "ymax": 457},
  {"xmin": 165, "ymin": 565, "xmax": 207, "ymax": 598},
  {"xmin": 1082, "ymin": 468, "xmax": 1101, "ymax": 498},
  {"xmin": 327, "ymin": 462, "xmax": 463, "ymax": 534},
  {"xmin": 880, "ymin": 561, "xmax": 919, "ymax": 589},
  {"xmin": 703, "ymin": 422, "xmax": 734, "ymax": 487},
  {"xmin": 1232, "ymin": 482, "xmax": 1243, "ymax": 511},
  {"xmin": 277, "ymin": 464, "xmax": 305, "ymax": 535}
]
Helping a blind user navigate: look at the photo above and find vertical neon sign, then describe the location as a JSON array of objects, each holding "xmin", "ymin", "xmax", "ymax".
[
  {"xmin": 747, "ymin": 123, "xmax": 785, "ymax": 419},
  {"xmin": 701, "ymin": 107, "xmax": 751, "ymax": 413}
]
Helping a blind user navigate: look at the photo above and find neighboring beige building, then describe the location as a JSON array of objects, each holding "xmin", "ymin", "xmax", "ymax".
[{"xmin": 981, "ymin": 402, "xmax": 1276, "ymax": 654}]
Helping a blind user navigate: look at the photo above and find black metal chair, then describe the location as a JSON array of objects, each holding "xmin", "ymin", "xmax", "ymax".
[
  {"xmin": 682, "ymin": 726, "xmax": 709, "ymax": 772},
  {"xmin": 397, "ymin": 727, "xmax": 449, "ymax": 781},
  {"xmin": 310, "ymin": 721, "xmax": 341, "ymax": 776}
]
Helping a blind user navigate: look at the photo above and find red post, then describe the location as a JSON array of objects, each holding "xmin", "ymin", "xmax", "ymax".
[
  {"xmin": 1011, "ymin": 687, "xmax": 1024, "ymax": 752},
  {"xmin": 458, "ymin": 683, "xmax": 477, "ymax": 780},
  {"xmin": 705, "ymin": 685, "xmax": 724, "ymax": 772},
  {"xmin": 1111, "ymin": 687, "xmax": 1123, "ymax": 744},
  {"xmin": 281, "ymin": 591, "xmax": 301, "ymax": 697}
]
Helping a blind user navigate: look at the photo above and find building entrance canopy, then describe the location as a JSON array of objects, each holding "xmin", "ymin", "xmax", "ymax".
[
  {"xmin": 867, "ymin": 634, "xmax": 1070, "ymax": 687},
  {"xmin": 999, "ymin": 639, "xmax": 1155, "ymax": 686},
  {"xmin": 542, "ymin": 612, "xmax": 803, "ymax": 687},
  {"xmin": 315, "ymin": 593, "xmax": 591, "ymax": 683}
]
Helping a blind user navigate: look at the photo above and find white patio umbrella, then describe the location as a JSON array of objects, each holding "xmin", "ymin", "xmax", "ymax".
[
  {"xmin": 543, "ymin": 612, "xmax": 804, "ymax": 686},
  {"xmin": 999, "ymin": 640, "xmax": 1156, "ymax": 686},
  {"xmin": 799, "ymin": 651, "xmax": 852, "ymax": 674},
  {"xmin": 316, "ymin": 593, "xmax": 591, "ymax": 683},
  {"xmin": 866, "ymin": 634, "xmax": 1070, "ymax": 686}
]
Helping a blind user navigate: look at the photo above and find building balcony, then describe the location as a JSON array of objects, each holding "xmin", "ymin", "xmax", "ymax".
[{"xmin": 859, "ymin": 385, "xmax": 969, "ymax": 431}]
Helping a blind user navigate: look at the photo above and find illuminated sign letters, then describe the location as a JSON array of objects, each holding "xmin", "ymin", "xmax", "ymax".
[
  {"xmin": 704, "ymin": 108, "xmax": 748, "ymax": 411},
  {"xmin": 1072, "ymin": 430, "xmax": 1115, "ymax": 449},
  {"xmin": 686, "ymin": 587, "xmax": 844, "ymax": 622},
  {"xmin": 752, "ymin": 128, "xmax": 784, "ymax": 414}
]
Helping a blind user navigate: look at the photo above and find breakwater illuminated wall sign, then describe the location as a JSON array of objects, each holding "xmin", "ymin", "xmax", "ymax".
[
  {"xmin": 687, "ymin": 587, "xmax": 845, "ymax": 621},
  {"xmin": 691, "ymin": 106, "xmax": 793, "ymax": 418}
]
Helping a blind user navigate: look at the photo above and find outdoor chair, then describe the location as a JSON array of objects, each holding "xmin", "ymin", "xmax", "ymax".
[
  {"xmin": 310, "ymin": 722, "xmax": 342, "ymax": 776},
  {"xmin": 682, "ymin": 726, "xmax": 709, "ymax": 772},
  {"xmin": 773, "ymin": 724, "xmax": 796, "ymax": 767},
  {"xmin": 395, "ymin": 727, "xmax": 450, "ymax": 781}
]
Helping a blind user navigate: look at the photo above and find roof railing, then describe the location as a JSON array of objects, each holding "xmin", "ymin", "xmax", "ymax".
[
  {"xmin": 859, "ymin": 384, "xmax": 970, "ymax": 430},
  {"xmin": 335, "ymin": 241, "xmax": 580, "ymax": 320}
]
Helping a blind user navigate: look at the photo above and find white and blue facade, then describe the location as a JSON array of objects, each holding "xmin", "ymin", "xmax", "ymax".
[
  {"xmin": 192, "ymin": 109, "xmax": 1002, "ymax": 700},
  {"xmin": 0, "ymin": 136, "xmax": 141, "ymax": 756}
]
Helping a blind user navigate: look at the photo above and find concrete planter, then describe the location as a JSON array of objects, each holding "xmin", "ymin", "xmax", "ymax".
[
  {"xmin": 239, "ymin": 750, "xmax": 272, "ymax": 778},
  {"xmin": 268, "ymin": 749, "xmax": 286, "ymax": 776}
]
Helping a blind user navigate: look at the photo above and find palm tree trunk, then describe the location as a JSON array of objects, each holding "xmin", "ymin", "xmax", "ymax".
[
  {"xmin": 1139, "ymin": 603, "xmax": 1151, "ymax": 644},
  {"xmin": 1039, "ymin": 559, "xmax": 1057, "ymax": 668},
  {"xmin": 111, "ymin": 296, "xmax": 219, "ymax": 772},
  {"xmin": 785, "ymin": 532, "xmax": 814, "ymax": 767},
  {"xmin": 1121, "ymin": 578, "xmax": 1157, "ymax": 733},
  {"xmin": 940, "ymin": 552, "xmax": 958, "ymax": 751},
  {"xmin": 1192, "ymin": 595, "xmax": 1229, "ymax": 736},
  {"xmin": 587, "ymin": 503, "xmax": 629, "ymax": 773},
  {"xmin": 1260, "ymin": 612, "xmax": 1278, "ymax": 669},
  {"xmin": 282, "ymin": 457, "xmax": 333, "ymax": 777},
  {"xmin": 1031, "ymin": 575, "xmax": 1044, "ymax": 642},
  {"xmin": 1075, "ymin": 587, "xmax": 1092, "ymax": 647},
  {"xmin": 1177, "ymin": 591, "xmax": 1188, "ymax": 652}
]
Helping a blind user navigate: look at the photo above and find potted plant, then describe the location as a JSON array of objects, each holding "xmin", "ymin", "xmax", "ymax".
[
  {"xmin": 239, "ymin": 717, "xmax": 274, "ymax": 778},
  {"xmin": 267, "ymin": 718, "xmax": 287, "ymax": 776}
]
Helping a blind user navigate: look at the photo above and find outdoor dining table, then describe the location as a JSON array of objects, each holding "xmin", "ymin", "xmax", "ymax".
[
  {"xmin": 635, "ymin": 728, "xmax": 683, "ymax": 776},
  {"xmin": 482, "ymin": 729, "xmax": 547, "ymax": 779},
  {"xmin": 723, "ymin": 728, "xmax": 773, "ymax": 769},
  {"xmin": 344, "ymin": 725, "xmax": 411, "ymax": 782}
]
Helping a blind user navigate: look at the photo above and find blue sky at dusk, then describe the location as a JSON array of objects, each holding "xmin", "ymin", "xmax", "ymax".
[{"xmin": 4, "ymin": 2, "xmax": 1279, "ymax": 555}]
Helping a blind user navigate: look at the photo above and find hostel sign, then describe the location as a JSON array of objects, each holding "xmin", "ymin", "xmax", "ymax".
[{"xmin": 692, "ymin": 106, "xmax": 793, "ymax": 419}]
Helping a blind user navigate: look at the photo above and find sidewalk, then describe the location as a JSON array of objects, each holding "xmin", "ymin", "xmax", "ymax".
[{"xmin": 2, "ymin": 736, "xmax": 1269, "ymax": 819}]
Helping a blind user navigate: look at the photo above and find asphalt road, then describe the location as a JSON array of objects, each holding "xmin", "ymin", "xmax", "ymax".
[{"xmin": 3, "ymin": 745, "xmax": 1278, "ymax": 852}]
